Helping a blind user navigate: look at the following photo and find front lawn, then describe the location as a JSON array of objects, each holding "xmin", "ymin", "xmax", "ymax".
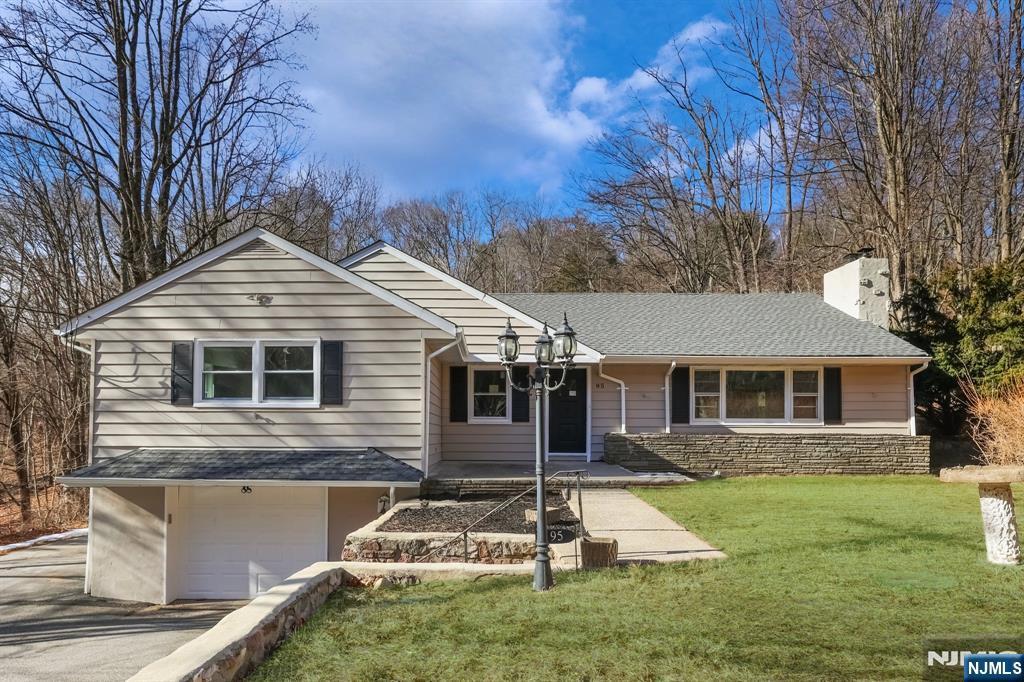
[{"xmin": 252, "ymin": 476, "xmax": 1024, "ymax": 681}]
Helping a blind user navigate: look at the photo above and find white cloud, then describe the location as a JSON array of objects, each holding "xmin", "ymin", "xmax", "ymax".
[
  {"xmin": 294, "ymin": 0, "xmax": 598, "ymax": 198},
  {"xmin": 578, "ymin": 16, "xmax": 729, "ymax": 114},
  {"xmin": 292, "ymin": 2, "xmax": 725, "ymax": 199}
]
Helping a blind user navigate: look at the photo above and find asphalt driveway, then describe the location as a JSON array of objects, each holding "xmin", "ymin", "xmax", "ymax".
[{"xmin": 0, "ymin": 537, "xmax": 239, "ymax": 681}]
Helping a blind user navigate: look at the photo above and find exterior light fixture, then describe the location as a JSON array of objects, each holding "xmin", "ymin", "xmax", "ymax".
[
  {"xmin": 553, "ymin": 312, "xmax": 577, "ymax": 361},
  {"xmin": 497, "ymin": 318, "xmax": 520, "ymax": 365},
  {"xmin": 496, "ymin": 312, "xmax": 579, "ymax": 592},
  {"xmin": 534, "ymin": 323, "xmax": 555, "ymax": 366}
]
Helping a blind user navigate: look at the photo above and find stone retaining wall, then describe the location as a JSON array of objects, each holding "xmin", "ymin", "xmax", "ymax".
[
  {"xmin": 341, "ymin": 500, "xmax": 547, "ymax": 564},
  {"xmin": 130, "ymin": 562, "xmax": 541, "ymax": 682},
  {"xmin": 603, "ymin": 433, "xmax": 931, "ymax": 476},
  {"xmin": 342, "ymin": 532, "xmax": 536, "ymax": 564},
  {"xmin": 129, "ymin": 563, "xmax": 347, "ymax": 682}
]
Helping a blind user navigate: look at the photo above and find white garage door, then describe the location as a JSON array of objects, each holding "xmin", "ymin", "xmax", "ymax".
[{"xmin": 179, "ymin": 486, "xmax": 326, "ymax": 599}]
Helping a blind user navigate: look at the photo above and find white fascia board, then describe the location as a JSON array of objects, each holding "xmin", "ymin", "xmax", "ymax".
[
  {"xmin": 56, "ymin": 229, "xmax": 458, "ymax": 338},
  {"xmin": 599, "ymin": 354, "xmax": 931, "ymax": 365},
  {"xmin": 340, "ymin": 242, "xmax": 603, "ymax": 360},
  {"xmin": 56, "ymin": 476, "xmax": 421, "ymax": 488}
]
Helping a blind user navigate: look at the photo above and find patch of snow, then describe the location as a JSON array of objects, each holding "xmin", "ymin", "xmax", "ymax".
[{"xmin": 0, "ymin": 527, "xmax": 87, "ymax": 554}]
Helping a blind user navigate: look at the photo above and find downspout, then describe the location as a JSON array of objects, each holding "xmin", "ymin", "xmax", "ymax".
[
  {"xmin": 663, "ymin": 361, "xmax": 677, "ymax": 433},
  {"xmin": 423, "ymin": 337, "xmax": 462, "ymax": 478},
  {"xmin": 907, "ymin": 361, "xmax": 929, "ymax": 436},
  {"xmin": 598, "ymin": 359, "xmax": 627, "ymax": 433}
]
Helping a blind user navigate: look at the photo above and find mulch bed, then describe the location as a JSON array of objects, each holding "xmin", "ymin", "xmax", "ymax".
[{"xmin": 379, "ymin": 495, "xmax": 578, "ymax": 535}]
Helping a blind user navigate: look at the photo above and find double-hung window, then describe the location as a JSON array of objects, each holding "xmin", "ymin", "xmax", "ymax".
[
  {"xmin": 690, "ymin": 367, "xmax": 822, "ymax": 424},
  {"xmin": 195, "ymin": 339, "xmax": 320, "ymax": 407},
  {"xmin": 791, "ymin": 370, "xmax": 821, "ymax": 421},
  {"xmin": 693, "ymin": 369, "xmax": 722, "ymax": 420},
  {"xmin": 469, "ymin": 368, "xmax": 509, "ymax": 423}
]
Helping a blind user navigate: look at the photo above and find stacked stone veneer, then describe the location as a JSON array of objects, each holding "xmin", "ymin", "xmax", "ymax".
[
  {"xmin": 342, "ymin": 533, "xmax": 536, "ymax": 564},
  {"xmin": 604, "ymin": 433, "xmax": 931, "ymax": 476}
]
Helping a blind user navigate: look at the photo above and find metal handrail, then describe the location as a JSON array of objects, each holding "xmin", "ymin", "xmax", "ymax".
[{"xmin": 414, "ymin": 469, "xmax": 591, "ymax": 563}]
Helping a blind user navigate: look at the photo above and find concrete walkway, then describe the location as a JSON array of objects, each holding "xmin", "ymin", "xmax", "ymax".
[{"xmin": 556, "ymin": 489, "xmax": 726, "ymax": 566}]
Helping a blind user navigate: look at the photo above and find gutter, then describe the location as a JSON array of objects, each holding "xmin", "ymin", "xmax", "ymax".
[
  {"xmin": 423, "ymin": 336, "xmax": 463, "ymax": 477},
  {"xmin": 598, "ymin": 359, "xmax": 627, "ymax": 433},
  {"xmin": 57, "ymin": 477, "xmax": 421, "ymax": 488},
  {"xmin": 58, "ymin": 334, "xmax": 95, "ymax": 594},
  {"xmin": 598, "ymin": 354, "xmax": 930, "ymax": 366},
  {"xmin": 663, "ymin": 360, "xmax": 677, "ymax": 433},
  {"xmin": 907, "ymin": 361, "xmax": 930, "ymax": 436}
]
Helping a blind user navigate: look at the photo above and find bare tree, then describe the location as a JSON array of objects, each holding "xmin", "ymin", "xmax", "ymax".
[
  {"xmin": 258, "ymin": 162, "xmax": 381, "ymax": 260},
  {"xmin": 0, "ymin": 0, "xmax": 312, "ymax": 290},
  {"xmin": 985, "ymin": 0, "xmax": 1024, "ymax": 262},
  {"xmin": 796, "ymin": 0, "xmax": 942, "ymax": 301},
  {"xmin": 381, "ymin": 192, "xmax": 484, "ymax": 285}
]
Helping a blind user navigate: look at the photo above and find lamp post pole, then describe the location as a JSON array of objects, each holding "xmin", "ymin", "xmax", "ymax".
[
  {"xmin": 532, "ymin": 365, "xmax": 552, "ymax": 591},
  {"xmin": 497, "ymin": 315, "xmax": 577, "ymax": 592}
]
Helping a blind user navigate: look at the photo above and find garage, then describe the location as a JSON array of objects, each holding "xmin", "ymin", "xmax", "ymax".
[
  {"xmin": 58, "ymin": 447, "xmax": 422, "ymax": 604},
  {"xmin": 174, "ymin": 486, "xmax": 326, "ymax": 599}
]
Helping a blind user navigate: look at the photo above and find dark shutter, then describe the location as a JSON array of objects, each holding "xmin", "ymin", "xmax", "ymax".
[
  {"xmin": 511, "ymin": 366, "xmax": 530, "ymax": 422},
  {"xmin": 823, "ymin": 367, "xmax": 842, "ymax": 424},
  {"xmin": 170, "ymin": 342, "xmax": 194, "ymax": 405},
  {"xmin": 449, "ymin": 366, "xmax": 467, "ymax": 422},
  {"xmin": 671, "ymin": 366, "xmax": 690, "ymax": 424},
  {"xmin": 321, "ymin": 341, "xmax": 344, "ymax": 405}
]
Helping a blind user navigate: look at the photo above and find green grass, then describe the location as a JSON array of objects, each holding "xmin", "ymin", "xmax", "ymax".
[{"xmin": 251, "ymin": 477, "xmax": 1024, "ymax": 681}]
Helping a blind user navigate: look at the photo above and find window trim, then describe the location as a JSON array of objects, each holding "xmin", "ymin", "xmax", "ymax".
[
  {"xmin": 193, "ymin": 338, "xmax": 321, "ymax": 408},
  {"xmin": 688, "ymin": 366, "xmax": 824, "ymax": 426},
  {"xmin": 468, "ymin": 366, "xmax": 512, "ymax": 424}
]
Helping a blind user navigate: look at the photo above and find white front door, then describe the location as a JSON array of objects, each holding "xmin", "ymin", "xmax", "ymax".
[{"xmin": 177, "ymin": 486, "xmax": 326, "ymax": 599}]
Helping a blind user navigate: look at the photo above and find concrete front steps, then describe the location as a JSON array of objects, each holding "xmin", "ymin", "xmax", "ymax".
[{"xmin": 421, "ymin": 474, "xmax": 690, "ymax": 499}]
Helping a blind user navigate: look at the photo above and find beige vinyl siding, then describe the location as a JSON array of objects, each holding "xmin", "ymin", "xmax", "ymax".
[
  {"xmin": 349, "ymin": 251, "xmax": 538, "ymax": 357},
  {"xmin": 440, "ymin": 364, "xmax": 536, "ymax": 461},
  {"xmin": 437, "ymin": 361, "xmax": 912, "ymax": 463},
  {"xmin": 840, "ymin": 365, "xmax": 909, "ymax": 431},
  {"xmin": 592, "ymin": 364, "xmax": 665, "ymax": 459},
  {"xmin": 78, "ymin": 240, "xmax": 442, "ymax": 467}
]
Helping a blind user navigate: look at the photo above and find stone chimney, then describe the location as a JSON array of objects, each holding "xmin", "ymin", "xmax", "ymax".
[{"xmin": 823, "ymin": 250, "xmax": 891, "ymax": 329}]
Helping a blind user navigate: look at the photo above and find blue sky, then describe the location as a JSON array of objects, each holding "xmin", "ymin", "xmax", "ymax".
[{"xmin": 290, "ymin": 0, "xmax": 730, "ymax": 208}]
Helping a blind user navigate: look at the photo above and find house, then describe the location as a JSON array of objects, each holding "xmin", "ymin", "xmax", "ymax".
[{"xmin": 56, "ymin": 229, "xmax": 929, "ymax": 603}]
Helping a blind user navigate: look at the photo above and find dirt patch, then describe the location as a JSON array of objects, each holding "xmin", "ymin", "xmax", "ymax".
[
  {"xmin": 379, "ymin": 495, "xmax": 577, "ymax": 535},
  {"xmin": 0, "ymin": 486, "xmax": 88, "ymax": 545}
]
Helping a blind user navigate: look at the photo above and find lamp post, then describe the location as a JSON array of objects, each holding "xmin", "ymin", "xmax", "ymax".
[{"xmin": 497, "ymin": 314, "xmax": 577, "ymax": 591}]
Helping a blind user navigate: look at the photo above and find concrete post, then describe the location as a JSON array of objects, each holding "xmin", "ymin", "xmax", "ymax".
[{"xmin": 978, "ymin": 483, "xmax": 1022, "ymax": 565}]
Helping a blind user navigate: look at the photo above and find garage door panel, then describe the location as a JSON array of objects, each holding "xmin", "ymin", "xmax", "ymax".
[{"xmin": 179, "ymin": 486, "xmax": 326, "ymax": 599}]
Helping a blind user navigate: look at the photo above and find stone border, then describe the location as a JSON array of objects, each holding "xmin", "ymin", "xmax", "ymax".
[
  {"xmin": 342, "ymin": 499, "xmax": 569, "ymax": 564},
  {"xmin": 130, "ymin": 560, "xmax": 545, "ymax": 682}
]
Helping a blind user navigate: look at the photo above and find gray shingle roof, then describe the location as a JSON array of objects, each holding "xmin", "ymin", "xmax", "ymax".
[
  {"xmin": 497, "ymin": 293, "xmax": 927, "ymax": 358},
  {"xmin": 59, "ymin": 448, "xmax": 421, "ymax": 485}
]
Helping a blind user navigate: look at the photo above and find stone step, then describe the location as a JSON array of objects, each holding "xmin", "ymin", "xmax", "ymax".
[{"xmin": 421, "ymin": 475, "xmax": 688, "ymax": 499}]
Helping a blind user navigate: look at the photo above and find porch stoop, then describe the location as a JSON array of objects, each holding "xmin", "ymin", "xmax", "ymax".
[{"xmin": 421, "ymin": 461, "xmax": 692, "ymax": 499}]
